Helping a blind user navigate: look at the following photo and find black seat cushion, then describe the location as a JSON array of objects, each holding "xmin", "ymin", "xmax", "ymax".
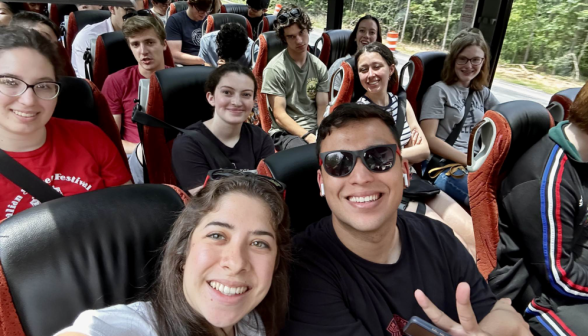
[
  {"xmin": 53, "ymin": 77, "xmax": 100, "ymax": 125},
  {"xmin": 494, "ymin": 100, "xmax": 552, "ymax": 175},
  {"xmin": 413, "ymin": 51, "xmax": 447, "ymax": 102},
  {"xmin": 55, "ymin": 4, "xmax": 78, "ymax": 26},
  {"xmin": 101, "ymin": 31, "xmax": 136, "ymax": 74},
  {"xmin": 172, "ymin": 1, "xmax": 188, "ymax": 13},
  {"xmin": 157, "ymin": 66, "xmax": 215, "ymax": 141},
  {"xmin": 263, "ymin": 14, "xmax": 276, "ymax": 33},
  {"xmin": 325, "ymin": 29, "xmax": 352, "ymax": 68},
  {"xmin": 264, "ymin": 144, "xmax": 330, "ymax": 235},
  {"xmin": 73, "ymin": 10, "xmax": 110, "ymax": 32},
  {"xmin": 0, "ymin": 184, "xmax": 186, "ymax": 336},
  {"xmin": 263, "ymin": 31, "xmax": 287, "ymax": 63},
  {"xmin": 204, "ymin": 13, "xmax": 249, "ymax": 35},
  {"xmin": 222, "ymin": 3, "xmax": 248, "ymax": 16},
  {"xmin": 344, "ymin": 58, "xmax": 365, "ymax": 102}
]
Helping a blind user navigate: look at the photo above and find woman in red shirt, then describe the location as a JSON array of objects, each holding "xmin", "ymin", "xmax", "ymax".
[{"xmin": 0, "ymin": 26, "xmax": 131, "ymax": 219}]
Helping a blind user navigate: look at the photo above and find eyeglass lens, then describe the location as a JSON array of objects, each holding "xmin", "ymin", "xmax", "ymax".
[{"xmin": 0, "ymin": 77, "xmax": 59, "ymax": 100}]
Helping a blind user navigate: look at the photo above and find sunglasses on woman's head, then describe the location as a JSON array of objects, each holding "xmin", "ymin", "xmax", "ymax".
[
  {"xmin": 277, "ymin": 8, "xmax": 301, "ymax": 24},
  {"xmin": 203, "ymin": 169, "xmax": 287, "ymax": 199},
  {"xmin": 122, "ymin": 9, "xmax": 152, "ymax": 21},
  {"xmin": 319, "ymin": 144, "xmax": 401, "ymax": 178}
]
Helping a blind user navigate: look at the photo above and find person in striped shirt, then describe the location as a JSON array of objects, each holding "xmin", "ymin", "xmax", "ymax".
[{"xmin": 490, "ymin": 81, "xmax": 588, "ymax": 335}]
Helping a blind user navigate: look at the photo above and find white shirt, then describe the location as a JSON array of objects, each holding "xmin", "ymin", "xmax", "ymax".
[
  {"xmin": 55, "ymin": 301, "xmax": 265, "ymax": 336},
  {"xmin": 71, "ymin": 17, "xmax": 114, "ymax": 78}
]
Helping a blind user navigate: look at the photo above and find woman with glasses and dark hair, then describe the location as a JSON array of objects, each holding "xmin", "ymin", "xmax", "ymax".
[
  {"xmin": 58, "ymin": 171, "xmax": 291, "ymax": 336},
  {"xmin": 328, "ymin": 15, "xmax": 382, "ymax": 92},
  {"xmin": 0, "ymin": 26, "xmax": 131, "ymax": 219},
  {"xmin": 420, "ymin": 28, "xmax": 499, "ymax": 207},
  {"xmin": 165, "ymin": 0, "xmax": 212, "ymax": 65}
]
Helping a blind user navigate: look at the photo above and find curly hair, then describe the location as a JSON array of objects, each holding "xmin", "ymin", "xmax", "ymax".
[
  {"xmin": 274, "ymin": 4, "xmax": 312, "ymax": 43},
  {"xmin": 216, "ymin": 23, "xmax": 249, "ymax": 63}
]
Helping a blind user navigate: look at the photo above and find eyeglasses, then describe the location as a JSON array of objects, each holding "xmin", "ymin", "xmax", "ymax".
[
  {"xmin": 319, "ymin": 144, "xmax": 401, "ymax": 177},
  {"xmin": 456, "ymin": 56, "xmax": 484, "ymax": 65},
  {"xmin": 277, "ymin": 8, "xmax": 301, "ymax": 24},
  {"xmin": 203, "ymin": 169, "xmax": 287, "ymax": 199},
  {"xmin": 188, "ymin": 1, "xmax": 212, "ymax": 14},
  {"xmin": 0, "ymin": 76, "xmax": 60, "ymax": 100},
  {"xmin": 123, "ymin": 9, "xmax": 152, "ymax": 21}
]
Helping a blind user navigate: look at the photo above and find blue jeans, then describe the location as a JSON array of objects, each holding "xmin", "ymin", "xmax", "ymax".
[{"xmin": 423, "ymin": 161, "xmax": 469, "ymax": 207}]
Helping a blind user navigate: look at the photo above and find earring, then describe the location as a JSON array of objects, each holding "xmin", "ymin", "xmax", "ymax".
[{"xmin": 321, "ymin": 183, "xmax": 325, "ymax": 196}]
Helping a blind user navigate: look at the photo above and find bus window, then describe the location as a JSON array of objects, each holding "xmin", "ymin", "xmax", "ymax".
[{"xmin": 490, "ymin": 0, "xmax": 586, "ymax": 105}]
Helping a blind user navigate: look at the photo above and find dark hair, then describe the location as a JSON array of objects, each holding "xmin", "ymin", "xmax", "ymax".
[
  {"xmin": 274, "ymin": 4, "xmax": 312, "ymax": 43},
  {"xmin": 216, "ymin": 23, "xmax": 249, "ymax": 63},
  {"xmin": 568, "ymin": 81, "xmax": 588, "ymax": 133},
  {"xmin": 152, "ymin": 0, "xmax": 169, "ymax": 4},
  {"xmin": 122, "ymin": 15, "xmax": 166, "ymax": 44},
  {"xmin": 355, "ymin": 42, "xmax": 398, "ymax": 94},
  {"xmin": 151, "ymin": 176, "xmax": 291, "ymax": 336},
  {"xmin": 1, "ymin": 2, "xmax": 25, "ymax": 15},
  {"xmin": 0, "ymin": 26, "xmax": 62, "ymax": 77},
  {"xmin": 188, "ymin": 0, "xmax": 213, "ymax": 12},
  {"xmin": 346, "ymin": 15, "xmax": 382, "ymax": 56},
  {"xmin": 442, "ymin": 28, "xmax": 490, "ymax": 91},
  {"xmin": 10, "ymin": 11, "xmax": 59, "ymax": 40},
  {"xmin": 205, "ymin": 62, "xmax": 257, "ymax": 96},
  {"xmin": 316, "ymin": 103, "xmax": 400, "ymax": 157}
]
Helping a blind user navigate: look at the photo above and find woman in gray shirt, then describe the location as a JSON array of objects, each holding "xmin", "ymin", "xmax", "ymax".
[{"xmin": 420, "ymin": 28, "xmax": 499, "ymax": 207}]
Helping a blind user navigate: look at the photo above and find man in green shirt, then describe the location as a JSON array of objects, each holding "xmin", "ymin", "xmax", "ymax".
[{"xmin": 261, "ymin": 5, "xmax": 329, "ymax": 151}]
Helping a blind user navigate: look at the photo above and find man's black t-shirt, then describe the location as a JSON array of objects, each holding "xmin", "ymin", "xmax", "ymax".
[
  {"xmin": 283, "ymin": 212, "xmax": 496, "ymax": 336},
  {"xmin": 165, "ymin": 11, "xmax": 205, "ymax": 56},
  {"xmin": 246, "ymin": 15, "xmax": 264, "ymax": 38},
  {"xmin": 171, "ymin": 121, "xmax": 275, "ymax": 191}
]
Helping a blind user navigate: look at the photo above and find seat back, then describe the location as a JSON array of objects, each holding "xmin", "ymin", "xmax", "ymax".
[
  {"xmin": 93, "ymin": 31, "xmax": 175, "ymax": 90},
  {"xmin": 257, "ymin": 144, "xmax": 330, "ymax": 235},
  {"xmin": 49, "ymin": 4, "xmax": 77, "ymax": 29},
  {"xmin": 316, "ymin": 29, "xmax": 352, "ymax": 68},
  {"xmin": 467, "ymin": 101, "xmax": 554, "ymax": 279},
  {"xmin": 140, "ymin": 66, "xmax": 215, "ymax": 184},
  {"xmin": 400, "ymin": 51, "xmax": 446, "ymax": 120},
  {"xmin": 0, "ymin": 184, "xmax": 188, "ymax": 336},
  {"xmin": 169, "ymin": 1, "xmax": 188, "ymax": 16},
  {"xmin": 221, "ymin": 3, "xmax": 248, "ymax": 16},
  {"xmin": 252, "ymin": 31, "xmax": 287, "ymax": 132},
  {"xmin": 57, "ymin": 43, "xmax": 76, "ymax": 76},
  {"xmin": 53, "ymin": 76, "xmax": 128, "ymax": 169},
  {"xmin": 66, "ymin": 10, "xmax": 110, "ymax": 57},
  {"xmin": 547, "ymin": 87, "xmax": 581, "ymax": 123},
  {"xmin": 203, "ymin": 13, "xmax": 253, "ymax": 39},
  {"xmin": 259, "ymin": 14, "xmax": 276, "ymax": 35}
]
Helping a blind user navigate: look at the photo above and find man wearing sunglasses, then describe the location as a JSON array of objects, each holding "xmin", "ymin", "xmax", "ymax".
[
  {"xmin": 165, "ymin": 0, "xmax": 212, "ymax": 65},
  {"xmin": 283, "ymin": 103, "xmax": 530, "ymax": 336},
  {"xmin": 261, "ymin": 5, "xmax": 329, "ymax": 151},
  {"xmin": 70, "ymin": 2, "xmax": 144, "ymax": 78}
]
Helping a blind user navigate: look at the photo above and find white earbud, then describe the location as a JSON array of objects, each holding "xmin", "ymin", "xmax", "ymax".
[
  {"xmin": 321, "ymin": 183, "xmax": 325, "ymax": 196},
  {"xmin": 403, "ymin": 174, "xmax": 409, "ymax": 188}
]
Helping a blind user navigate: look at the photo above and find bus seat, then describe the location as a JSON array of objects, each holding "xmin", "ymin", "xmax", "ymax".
[
  {"xmin": 57, "ymin": 43, "xmax": 76, "ymax": 77},
  {"xmin": 49, "ymin": 4, "xmax": 77, "ymax": 30},
  {"xmin": 203, "ymin": 13, "xmax": 253, "ymax": 39},
  {"xmin": 329, "ymin": 57, "xmax": 399, "ymax": 112},
  {"xmin": 139, "ymin": 66, "xmax": 215, "ymax": 185},
  {"xmin": 66, "ymin": 10, "xmax": 110, "ymax": 58},
  {"xmin": 547, "ymin": 87, "xmax": 581, "ymax": 123},
  {"xmin": 400, "ymin": 51, "xmax": 446, "ymax": 120},
  {"xmin": 168, "ymin": 1, "xmax": 188, "ymax": 16},
  {"xmin": 259, "ymin": 14, "xmax": 276, "ymax": 36},
  {"xmin": 53, "ymin": 76, "xmax": 129, "ymax": 171},
  {"xmin": 315, "ymin": 29, "xmax": 352, "ymax": 68},
  {"xmin": 252, "ymin": 31, "xmax": 287, "ymax": 132},
  {"xmin": 467, "ymin": 101, "xmax": 554, "ymax": 279},
  {"xmin": 92, "ymin": 31, "xmax": 174, "ymax": 90},
  {"xmin": 221, "ymin": 3, "xmax": 248, "ymax": 16},
  {"xmin": 0, "ymin": 184, "xmax": 188, "ymax": 336},
  {"xmin": 257, "ymin": 144, "xmax": 330, "ymax": 235}
]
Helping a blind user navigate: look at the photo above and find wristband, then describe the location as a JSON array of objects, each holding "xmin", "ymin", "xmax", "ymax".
[{"xmin": 301, "ymin": 131, "xmax": 312, "ymax": 140}]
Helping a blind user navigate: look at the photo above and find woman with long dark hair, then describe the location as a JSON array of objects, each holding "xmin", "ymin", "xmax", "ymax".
[{"xmin": 57, "ymin": 173, "xmax": 291, "ymax": 336}]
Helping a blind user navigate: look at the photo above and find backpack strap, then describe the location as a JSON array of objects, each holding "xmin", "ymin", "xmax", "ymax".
[{"xmin": 0, "ymin": 149, "xmax": 63, "ymax": 203}]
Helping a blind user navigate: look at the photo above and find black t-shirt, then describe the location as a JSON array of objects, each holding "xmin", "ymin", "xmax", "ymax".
[
  {"xmin": 165, "ymin": 11, "xmax": 205, "ymax": 56},
  {"xmin": 171, "ymin": 121, "xmax": 275, "ymax": 190},
  {"xmin": 246, "ymin": 14, "xmax": 264, "ymax": 38},
  {"xmin": 283, "ymin": 212, "xmax": 496, "ymax": 336}
]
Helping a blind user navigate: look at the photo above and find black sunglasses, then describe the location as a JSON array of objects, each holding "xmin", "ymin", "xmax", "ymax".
[
  {"xmin": 277, "ymin": 8, "xmax": 301, "ymax": 24},
  {"xmin": 203, "ymin": 169, "xmax": 287, "ymax": 199},
  {"xmin": 319, "ymin": 144, "xmax": 401, "ymax": 177},
  {"xmin": 123, "ymin": 9, "xmax": 152, "ymax": 21}
]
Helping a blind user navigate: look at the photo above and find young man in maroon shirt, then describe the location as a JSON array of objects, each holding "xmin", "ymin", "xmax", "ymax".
[{"xmin": 102, "ymin": 15, "xmax": 169, "ymax": 182}]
